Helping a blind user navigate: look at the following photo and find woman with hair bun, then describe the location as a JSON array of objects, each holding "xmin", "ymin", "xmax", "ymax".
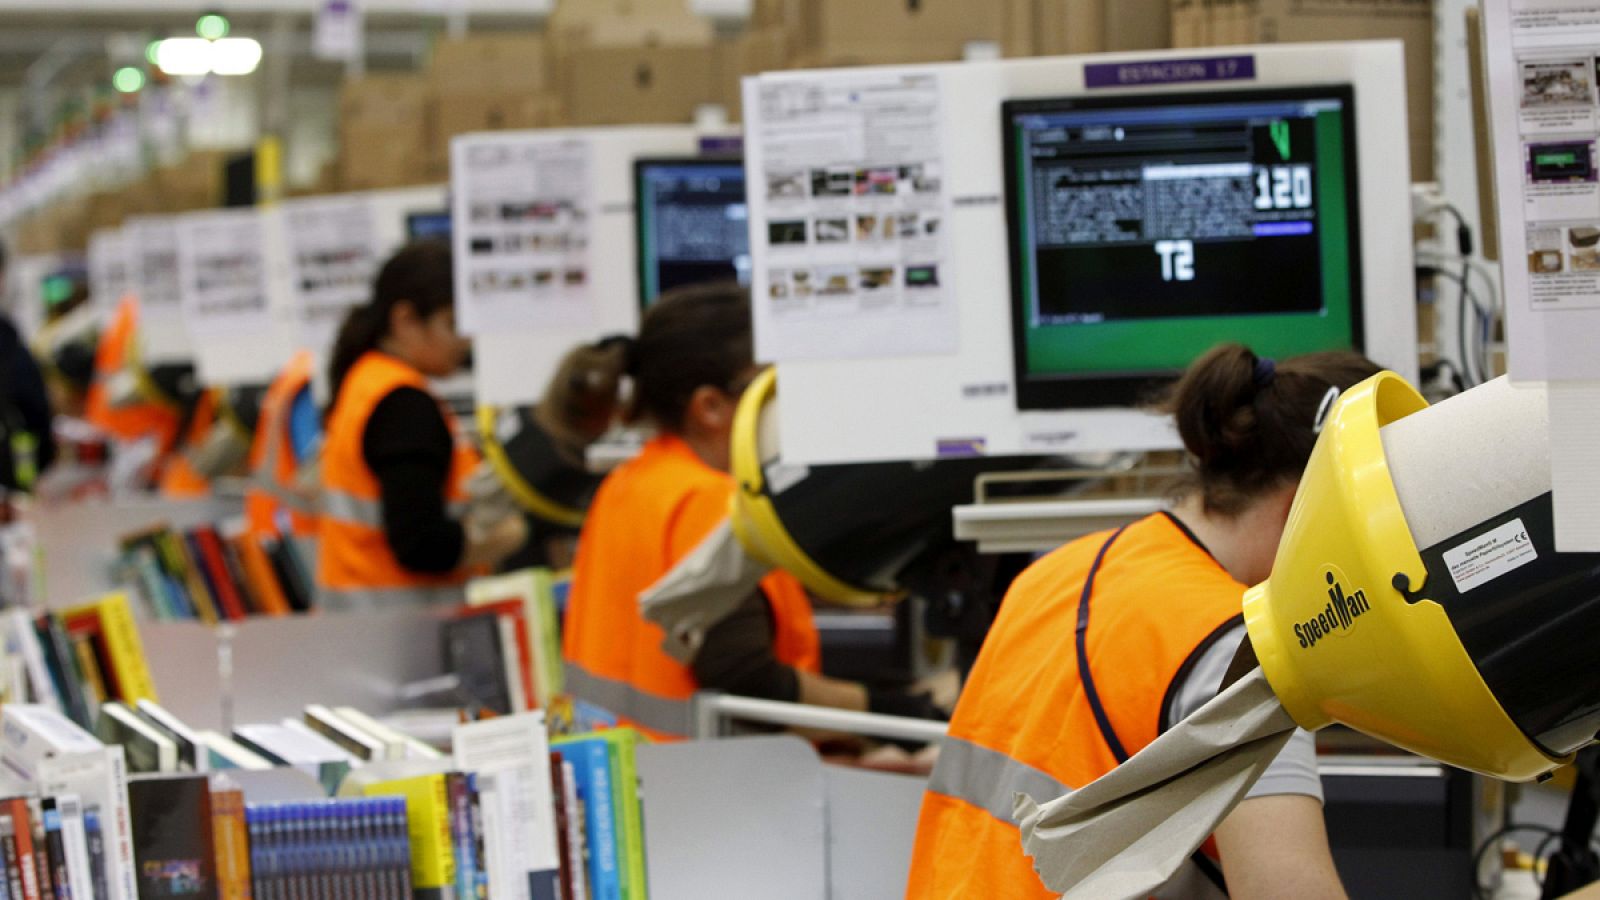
[
  {"xmin": 907, "ymin": 343, "xmax": 1381, "ymax": 899},
  {"xmin": 559, "ymin": 282, "xmax": 943, "ymax": 740}
]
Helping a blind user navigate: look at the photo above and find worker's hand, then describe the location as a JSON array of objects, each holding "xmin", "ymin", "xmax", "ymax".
[{"xmin": 463, "ymin": 512, "xmax": 530, "ymax": 570}]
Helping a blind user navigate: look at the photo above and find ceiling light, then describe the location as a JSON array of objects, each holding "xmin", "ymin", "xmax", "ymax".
[
  {"xmin": 196, "ymin": 14, "xmax": 230, "ymax": 41},
  {"xmin": 208, "ymin": 38, "xmax": 263, "ymax": 76},
  {"xmin": 155, "ymin": 38, "xmax": 212, "ymax": 77},
  {"xmin": 112, "ymin": 67, "xmax": 145, "ymax": 94}
]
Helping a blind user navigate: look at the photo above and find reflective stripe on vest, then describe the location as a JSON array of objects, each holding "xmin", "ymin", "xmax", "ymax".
[
  {"xmin": 563, "ymin": 661, "xmax": 696, "ymax": 738},
  {"xmin": 927, "ymin": 735, "xmax": 1071, "ymax": 825},
  {"xmin": 251, "ymin": 479, "xmax": 319, "ymax": 515},
  {"xmin": 322, "ymin": 487, "xmax": 467, "ymax": 528}
]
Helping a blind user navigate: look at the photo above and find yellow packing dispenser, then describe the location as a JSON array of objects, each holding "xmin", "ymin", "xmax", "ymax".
[
  {"xmin": 1244, "ymin": 372, "xmax": 1584, "ymax": 782},
  {"xmin": 475, "ymin": 404, "xmax": 598, "ymax": 529}
]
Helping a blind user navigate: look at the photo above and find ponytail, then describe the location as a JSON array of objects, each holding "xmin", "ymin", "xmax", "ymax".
[
  {"xmin": 326, "ymin": 239, "xmax": 455, "ymax": 400},
  {"xmin": 1158, "ymin": 342, "xmax": 1382, "ymax": 516},
  {"xmin": 535, "ymin": 335, "xmax": 634, "ymax": 453}
]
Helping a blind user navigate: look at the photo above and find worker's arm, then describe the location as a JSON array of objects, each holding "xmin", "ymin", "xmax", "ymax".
[{"xmin": 1214, "ymin": 793, "xmax": 1348, "ymax": 900}]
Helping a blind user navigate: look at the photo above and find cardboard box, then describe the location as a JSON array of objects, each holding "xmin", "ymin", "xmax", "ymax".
[
  {"xmin": 1172, "ymin": 0, "xmax": 1434, "ymax": 179},
  {"xmin": 430, "ymin": 32, "xmax": 552, "ymax": 94},
  {"xmin": 564, "ymin": 42, "xmax": 719, "ymax": 124},
  {"xmin": 548, "ymin": 0, "xmax": 695, "ymax": 32},
  {"xmin": 809, "ymin": 0, "xmax": 1011, "ymax": 61},
  {"xmin": 714, "ymin": 27, "xmax": 793, "ymax": 113},
  {"xmin": 338, "ymin": 123, "xmax": 430, "ymax": 191},
  {"xmin": 427, "ymin": 91, "xmax": 565, "ymax": 171},
  {"xmin": 339, "ymin": 74, "xmax": 432, "ymax": 129}
]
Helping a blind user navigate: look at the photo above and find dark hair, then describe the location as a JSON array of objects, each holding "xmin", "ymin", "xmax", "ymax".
[
  {"xmin": 541, "ymin": 282, "xmax": 753, "ymax": 437},
  {"xmin": 1159, "ymin": 343, "xmax": 1382, "ymax": 516},
  {"xmin": 327, "ymin": 240, "xmax": 454, "ymax": 398}
]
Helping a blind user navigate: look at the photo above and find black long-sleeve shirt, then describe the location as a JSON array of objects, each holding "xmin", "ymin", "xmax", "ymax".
[{"xmin": 361, "ymin": 387, "xmax": 465, "ymax": 573}]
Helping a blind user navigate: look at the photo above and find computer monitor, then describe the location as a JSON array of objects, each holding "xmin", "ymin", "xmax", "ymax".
[
  {"xmin": 634, "ymin": 158, "xmax": 750, "ymax": 309},
  {"xmin": 407, "ymin": 210, "xmax": 452, "ymax": 242},
  {"xmin": 1003, "ymin": 85, "xmax": 1363, "ymax": 409}
]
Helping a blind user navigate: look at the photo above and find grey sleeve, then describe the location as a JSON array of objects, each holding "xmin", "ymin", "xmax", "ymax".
[{"xmin": 1165, "ymin": 623, "xmax": 1324, "ymax": 804}]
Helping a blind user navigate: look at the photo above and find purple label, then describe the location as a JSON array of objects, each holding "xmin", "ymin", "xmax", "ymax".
[
  {"xmin": 936, "ymin": 438, "xmax": 987, "ymax": 459},
  {"xmin": 1254, "ymin": 221, "xmax": 1314, "ymax": 237},
  {"xmin": 699, "ymin": 135, "xmax": 743, "ymax": 156},
  {"xmin": 1085, "ymin": 55, "xmax": 1256, "ymax": 90}
]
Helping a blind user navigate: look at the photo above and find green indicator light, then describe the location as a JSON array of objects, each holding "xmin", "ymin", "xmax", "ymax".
[
  {"xmin": 196, "ymin": 13, "xmax": 230, "ymax": 40},
  {"xmin": 145, "ymin": 41, "xmax": 162, "ymax": 66},
  {"xmin": 1538, "ymin": 152, "xmax": 1579, "ymax": 166},
  {"xmin": 112, "ymin": 67, "xmax": 146, "ymax": 94}
]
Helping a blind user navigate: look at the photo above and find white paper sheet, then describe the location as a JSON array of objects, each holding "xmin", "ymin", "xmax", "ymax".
[
  {"xmin": 1485, "ymin": 0, "xmax": 1600, "ymax": 378},
  {"xmin": 175, "ymin": 208, "xmax": 274, "ymax": 339},
  {"xmin": 282, "ymin": 196, "xmax": 382, "ymax": 355},
  {"xmin": 87, "ymin": 228, "xmax": 131, "ymax": 310},
  {"xmin": 452, "ymin": 136, "xmax": 595, "ymax": 335},
  {"xmin": 747, "ymin": 70, "xmax": 957, "ymax": 362},
  {"xmin": 125, "ymin": 215, "xmax": 192, "ymax": 363}
]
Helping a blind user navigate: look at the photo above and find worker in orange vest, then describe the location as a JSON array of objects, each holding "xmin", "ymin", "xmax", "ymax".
[
  {"xmin": 85, "ymin": 297, "xmax": 181, "ymax": 457},
  {"xmin": 561, "ymin": 283, "xmax": 942, "ymax": 740},
  {"xmin": 156, "ymin": 386, "xmax": 224, "ymax": 499},
  {"xmin": 316, "ymin": 241, "xmax": 527, "ymax": 611},
  {"xmin": 244, "ymin": 350, "xmax": 320, "ymax": 540},
  {"xmin": 907, "ymin": 345, "xmax": 1382, "ymax": 899}
]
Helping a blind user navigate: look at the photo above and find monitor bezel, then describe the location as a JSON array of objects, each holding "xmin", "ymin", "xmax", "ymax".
[
  {"xmin": 632, "ymin": 155, "xmax": 747, "ymax": 312},
  {"xmin": 1000, "ymin": 83, "xmax": 1365, "ymax": 411}
]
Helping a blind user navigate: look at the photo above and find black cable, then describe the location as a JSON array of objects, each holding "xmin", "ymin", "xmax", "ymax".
[
  {"xmin": 1417, "ymin": 264, "xmax": 1489, "ymax": 388},
  {"xmin": 1472, "ymin": 823, "xmax": 1562, "ymax": 900}
]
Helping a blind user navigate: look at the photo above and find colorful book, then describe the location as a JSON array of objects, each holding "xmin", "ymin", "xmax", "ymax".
[
  {"xmin": 70, "ymin": 636, "xmax": 110, "ymax": 717},
  {"xmin": 95, "ymin": 703, "xmax": 177, "ymax": 774},
  {"xmin": 0, "ymin": 610, "xmax": 59, "ymax": 715},
  {"xmin": 550, "ymin": 757, "xmax": 576, "ymax": 900},
  {"xmin": 30, "ymin": 617, "xmax": 89, "ymax": 732},
  {"xmin": 155, "ymin": 529, "xmax": 219, "ymax": 625},
  {"xmin": 454, "ymin": 713, "xmax": 561, "ymax": 900},
  {"xmin": 189, "ymin": 526, "xmax": 249, "ymax": 621},
  {"xmin": 133, "ymin": 700, "xmax": 207, "ymax": 773},
  {"xmin": 226, "ymin": 531, "xmax": 293, "ymax": 617},
  {"xmin": 558, "ymin": 758, "xmax": 587, "ymax": 900},
  {"xmin": 466, "ymin": 570, "xmax": 565, "ymax": 709},
  {"xmin": 127, "ymin": 775, "xmax": 216, "ymax": 898},
  {"xmin": 47, "ymin": 796, "xmax": 92, "ymax": 900},
  {"xmin": 551, "ymin": 737, "xmax": 619, "ymax": 900},
  {"xmin": 442, "ymin": 616, "xmax": 515, "ymax": 718},
  {"xmin": 599, "ymin": 729, "xmax": 645, "ymax": 900},
  {"xmin": 361, "ymin": 774, "xmax": 455, "ymax": 900},
  {"xmin": 61, "ymin": 594, "xmax": 157, "ymax": 704},
  {"xmin": 194, "ymin": 732, "xmax": 273, "ymax": 772},
  {"xmin": 210, "ymin": 788, "xmax": 251, "ymax": 900},
  {"xmin": 302, "ymin": 705, "xmax": 386, "ymax": 762},
  {"xmin": 1, "ymin": 798, "xmax": 41, "ymax": 900}
]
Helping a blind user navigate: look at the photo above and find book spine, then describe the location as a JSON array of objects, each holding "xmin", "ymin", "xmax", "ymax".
[
  {"xmin": 549, "ymin": 756, "xmax": 574, "ymax": 900},
  {"xmin": 466, "ymin": 775, "xmax": 487, "ymax": 900},
  {"xmin": 51, "ymin": 797, "xmax": 91, "ymax": 900},
  {"xmin": 40, "ymin": 807, "xmax": 64, "ymax": 900},
  {"xmin": 93, "ymin": 596, "xmax": 158, "ymax": 704},
  {"xmin": 104, "ymin": 747, "xmax": 139, "ymax": 900},
  {"xmin": 0, "ymin": 815, "xmax": 25, "ymax": 900},
  {"xmin": 211, "ymin": 790, "xmax": 253, "ymax": 900},
  {"xmin": 10, "ymin": 798, "xmax": 43, "ymax": 900},
  {"xmin": 79, "ymin": 811, "xmax": 105, "ymax": 900},
  {"xmin": 245, "ymin": 807, "xmax": 271, "ymax": 900},
  {"xmin": 560, "ymin": 761, "xmax": 587, "ymax": 900},
  {"xmin": 446, "ymin": 774, "xmax": 472, "ymax": 900},
  {"xmin": 608, "ymin": 732, "xmax": 645, "ymax": 900},
  {"xmin": 28, "ymin": 805, "xmax": 53, "ymax": 900},
  {"xmin": 565, "ymin": 744, "xmax": 619, "ymax": 900},
  {"xmin": 385, "ymin": 798, "xmax": 412, "ymax": 900}
]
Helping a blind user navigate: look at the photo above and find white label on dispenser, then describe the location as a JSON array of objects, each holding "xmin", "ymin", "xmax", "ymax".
[{"xmin": 1443, "ymin": 518, "xmax": 1539, "ymax": 593}]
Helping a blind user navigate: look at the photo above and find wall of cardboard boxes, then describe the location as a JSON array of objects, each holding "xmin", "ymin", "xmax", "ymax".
[{"xmin": 10, "ymin": 0, "xmax": 1435, "ymax": 256}]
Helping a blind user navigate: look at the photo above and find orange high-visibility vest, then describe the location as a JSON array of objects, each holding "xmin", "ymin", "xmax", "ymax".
[
  {"xmin": 157, "ymin": 387, "xmax": 219, "ymax": 499},
  {"xmin": 563, "ymin": 434, "xmax": 821, "ymax": 740},
  {"xmin": 85, "ymin": 298, "xmax": 180, "ymax": 451},
  {"xmin": 315, "ymin": 351, "xmax": 480, "ymax": 609},
  {"xmin": 906, "ymin": 513, "xmax": 1246, "ymax": 899},
  {"xmin": 245, "ymin": 351, "xmax": 320, "ymax": 539}
]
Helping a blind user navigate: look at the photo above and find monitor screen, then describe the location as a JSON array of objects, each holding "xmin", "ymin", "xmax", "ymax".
[
  {"xmin": 407, "ymin": 210, "xmax": 452, "ymax": 241},
  {"xmin": 1003, "ymin": 85, "xmax": 1362, "ymax": 409},
  {"xmin": 635, "ymin": 158, "xmax": 750, "ymax": 309}
]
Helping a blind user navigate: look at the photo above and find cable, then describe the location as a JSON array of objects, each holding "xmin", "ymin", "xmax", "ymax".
[
  {"xmin": 1472, "ymin": 823, "xmax": 1562, "ymax": 900},
  {"xmin": 1417, "ymin": 264, "xmax": 1490, "ymax": 388}
]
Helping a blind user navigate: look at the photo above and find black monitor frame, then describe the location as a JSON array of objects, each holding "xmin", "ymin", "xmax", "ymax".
[
  {"xmin": 632, "ymin": 156, "xmax": 747, "ymax": 312},
  {"xmin": 1001, "ymin": 84, "xmax": 1365, "ymax": 410}
]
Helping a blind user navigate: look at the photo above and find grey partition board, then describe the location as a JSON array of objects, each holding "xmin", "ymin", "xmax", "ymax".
[
  {"xmin": 211, "ymin": 768, "xmax": 327, "ymax": 804},
  {"xmin": 637, "ymin": 736, "xmax": 828, "ymax": 900},
  {"xmin": 35, "ymin": 497, "xmax": 242, "ymax": 607},
  {"xmin": 141, "ymin": 620, "xmax": 225, "ymax": 729},
  {"xmin": 140, "ymin": 610, "xmax": 449, "ymax": 732},
  {"xmin": 223, "ymin": 610, "xmax": 450, "ymax": 728},
  {"xmin": 824, "ymin": 766, "xmax": 927, "ymax": 900}
]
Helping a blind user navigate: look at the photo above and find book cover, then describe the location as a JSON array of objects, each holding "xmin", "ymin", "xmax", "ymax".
[
  {"xmin": 70, "ymin": 636, "xmax": 109, "ymax": 716},
  {"xmin": 225, "ymin": 533, "xmax": 292, "ymax": 617},
  {"xmin": 133, "ymin": 700, "xmax": 207, "ymax": 773},
  {"xmin": 551, "ymin": 738, "xmax": 619, "ymax": 900},
  {"xmin": 301, "ymin": 705, "xmax": 385, "ymax": 763},
  {"xmin": 445, "ymin": 773, "xmax": 474, "ymax": 900},
  {"xmin": 261, "ymin": 538, "xmax": 311, "ymax": 615},
  {"xmin": 127, "ymin": 775, "xmax": 216, "ymax": 898},
  {"xmin": 49, "ymin": 796, "xmax": 93, "ymax": 900},
  {"xmin": 442, "ymin": 617, "xmax": 514, "ymax": 718},
  {"xmin": 27, "ymin": 618, "xmax": 88, "ymax": 732},
  {"xmin": 118, "ymin": 530, "xmax": 192, "ymax": 621},
  {"xmin": 360, "ymin": 774, "xmax": 454, "ymax": 899},
  {"xmin": 209, "ymin": 789, "xmax": 251, "ymax": 900},
  {"xmin": 453, "ymin": 713, "xmax": 561, "ymax": 900},
  {"xmin": 559, "ymin": 759, "xmax": 587, "ymax": 900},
  {"xmin": 213, "ymin": 534, "xmax": 263, "ymax": 617},
  {"xmin": 181, "ymin": 532, "xmax": 228, "ymax": 624},
  {"xmin": 549, "ymin": 757, "xmax": 574, "ymax": 900},
  {"xmin": 188, "ymin": 527, "xmax": 248, "ymax": 621},
  {"xmin": 82, "ymin": 809, "xmax": 106, "ymax": 900},
  {"xmin": 271, "ymin": 538, "xmax": 315, "ymax": 614},
  {"xmin": 29, "ymin": 803, "xmax": 53, "ymax": 900},
  {"xmin": 3, "ymin": 798, "xmax": 42, "ymax": 900},
  {"xmin": 331, "ymin": 707, "xmax": 442, "ymax": 762},
  {"xmin": 95, "ymin": 703, "xmax": 178, "ymax": 774},
  {"xmin": 598, "ymin": 729, "xmax": 646, "ymax": 900},
  {"xmin": 61, "ymin": 594, "xmax": 158, "ymax": 704},
  {"xmin": 466, "ymin": 775, "xmax": 489, "ymax": 900},
  {"xmin": 0, "ymin": 813, "xmax": 26, "ymax": 900},
  {"xmin": 39, "ymin": 802, "xmax": 65, "ymax": 900},
  {"xmin": 153, "ymin": 529, "xmax": 219, "ymax": 625},
  {"xmin": 465, "ymin": 570, "xmax": 565, "ymax": 709},
  {"xmin": 36, "ymin": 746, "xmax": 140, "ymax": 900},
  {"xmin": 0, "ymin": 610, "xmax": 60, "ymax": 715}
]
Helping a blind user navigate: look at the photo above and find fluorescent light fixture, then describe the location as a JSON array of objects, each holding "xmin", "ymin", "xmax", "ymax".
[
  {"xmin": 112, "ymin": 67, "xmax": 146, "ymax": 93},
  {"xmin": 153, "ymin": 36, "xmax": 262, "ymax": 77},
  {"xmin": 208, "ymin": 38, "xmax": 262, "ymax": 76},
  {"xmin": 196, "ymin": 13, "xmax": 230, "ymax": 41},
  {"xmin": 155, "ymin": 38, "xmax": 212, "ymax": 76}
]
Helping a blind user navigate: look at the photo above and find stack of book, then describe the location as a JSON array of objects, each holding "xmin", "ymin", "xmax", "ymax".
[
  {"xmin": 242, "ymin": 797, "xmax": 414, "ymax": 898},
  {"xmin": 116, "ymin": 519, "xmax": 314, "ymax": 622},
  {"xmin": 444, "ymin": 569, "xmax": 569, "ymax": 717},
  {"xmin": 1, "ymin": 593, "xmax": 159, "ymax": 733}
]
